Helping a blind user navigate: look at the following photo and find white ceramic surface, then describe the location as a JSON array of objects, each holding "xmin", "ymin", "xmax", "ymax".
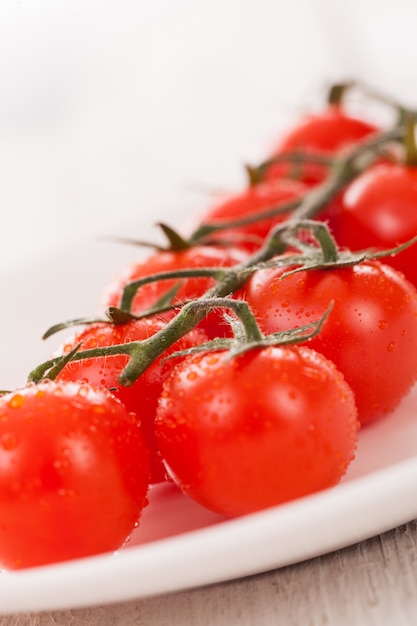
[{"xmin": 1, "ymin": 240, "xmax": 417, "ymax": 615}]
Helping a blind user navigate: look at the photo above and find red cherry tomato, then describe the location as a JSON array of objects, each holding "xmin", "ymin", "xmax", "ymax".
[
  {"xmin": 55, "ymin": 318, "xmax": 207, "ymax": 484},
  {"xmin": 100, "ymin": 245, "xmax": 248, "ymax": 339},
  {"xmin": 196, "ymin": 178, "xmax": 307, "ymax": 252},
  {"xmin": 155, "ymin": 346, "xmax": 358, "ymax": 517},
  {"xmin": 0, "ymin": 380, "xmax": 150, "ymax": 570},
  {"xmin": 265, "ymin": 105, "xmax": 378, "ymax": 185},
  {"xmin": 330, "ymin": 162, "xmax": 417, "ymax": 287},
  {"xmin": 239, "ymin": 259, "xmax": 417, "ymax": 425}
]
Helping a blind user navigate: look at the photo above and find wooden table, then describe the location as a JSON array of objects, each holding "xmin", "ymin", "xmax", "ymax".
[{"xmin": 3, "ymin": 519, "xmax": 417, "ymax": 626}]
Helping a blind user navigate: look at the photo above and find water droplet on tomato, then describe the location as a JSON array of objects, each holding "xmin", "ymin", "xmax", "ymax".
[
  {"xmin": 92, "ymin": 404, "xmax": 106, "ymax": 414},
  {"xmin": 58, "ymin": 488, "xmax": 75, "ymax": 498},
  {"xmin": 7, "ymin": 394, "xmax": 25, "ymax": 409},
  {"xmin": 378, "ymin": 320, "xmax": 388, "ymax": 329},
  {"xmin": 1, "ymin": 432, "xmax": 18, "ymax": 450},
  {"xmin": 387, "ymin": 342, "xmax": 395, "ymax": 352},
  {"xmin": 53, "ymin": 458, "xmax": 70, "ymax": 471}
]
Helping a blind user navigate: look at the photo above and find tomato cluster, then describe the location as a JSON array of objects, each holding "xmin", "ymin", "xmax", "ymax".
[{"xmin": 2, "ymin": 83, "xmax": 417, "ymax": 569}]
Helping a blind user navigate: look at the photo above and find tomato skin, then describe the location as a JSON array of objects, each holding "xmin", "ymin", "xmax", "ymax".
[
  {"xmin": 155, "ymin": 347, "xmax": 358, "ymax": 517},
  {"xmin": 266, "ymin": 105, "xmax": 378, "ymax": 185},
  {"xmin": 240, "ymin": 260, "xmax": 417, "ymax": 425},
  {"xmin": 197, "ymin": 178, "xmax": 307, "ymax": 252},
  {"xmin": 0, "ymin": 380, "xmax": 150, "ymax": 570},
  {"xmin": 55, "ymin": 318, "xmax": 207, "ymax": 484},
  {"xmin": 330, "ymin": 163, "xmax": 417, "ymax": 287},
  {"xmin": 100, "ymin": 245, "xmax": 248, "ymax": 339}
]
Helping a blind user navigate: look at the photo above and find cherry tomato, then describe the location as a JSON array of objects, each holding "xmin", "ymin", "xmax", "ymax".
[
  {"xmin": 155, "ymin": 346, "xmax": 358, "ymax": 517},
  {"xmin": 100, "ymin": 245, "xmax": 248, "ymax": 339},
  {"xmin": 0, "ymin": 380, "xmax": 150, "ymax": 570},
  {"xmin": 55, "ymin": 318, "xmax": 207, "ymax": 484},
  {"xmin": 265, "ymin": 105, "xmax": 378, "ymax": 186},
  {"xmin": 239, "ymin": 259, "xmax": 417, "ymax": 425},
  {"xmin": 196, "ymin": 178, "xmax": 307, "ymax": 252},
  {"xmin": 329, "ymin": 162, "xmax": 417, "ymax": 287}
]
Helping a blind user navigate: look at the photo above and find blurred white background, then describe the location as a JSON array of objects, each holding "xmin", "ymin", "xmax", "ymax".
[
  {"xmin": 0, "ymin": 0, "xmax": 414, "ymax": 385},
  {"xmin": 1, "ymin": 0, "xmax": 416, "ymax": 272},
  {"xmin": 0, "ymin": 0, "xmax": 340, "ymax": 272}
]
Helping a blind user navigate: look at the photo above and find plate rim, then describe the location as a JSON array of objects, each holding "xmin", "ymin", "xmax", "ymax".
[{"xmin": 2, "ymin": 452, "xmax": 417, "ymax": 615}]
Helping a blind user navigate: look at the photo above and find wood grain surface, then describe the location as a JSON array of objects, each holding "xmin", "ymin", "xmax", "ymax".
[{"xmin": 3, "ymin": 520, "xmax": 417, "ymax": 626}]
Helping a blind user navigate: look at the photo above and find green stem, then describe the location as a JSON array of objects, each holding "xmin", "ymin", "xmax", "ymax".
[
  {"xmin": 326, "ymin": 80, "xmax": 417, "ymax": 126},
  {"xmin": 327, "ymin": 81, "xmax": 354, "ymax": 106},
  {"xmin": 32, "ymin": 235, "xmax": 294, "ymax": 386},
  {"xmin": 189, "ymin": 197, "xmax": 301, "ymax": 243},
  {"xmin": 282, "ymin": 219, "xmax": 339, "ymax": 263},
  {"xmin": 404, "ymin": 117, "xmax": 417, "ymax": 167},
  {"xmin": 354, "ymin": 80, "xmax": 417, "ymax": 120},
  {"xmin": 191, "ymin": 127, "xmax": 404, "ymax": 246},
  {"xmin": 29, "ymin": 342, "xmax": 134, "ymax": 384},
  {"xmin": 120, "ymin": 267, "xmax": 229, "ymax": 311},
  {"xmin": 364, "ymin": 233, "xmax": 417, "ymax": 261},
  {"xmin": 116, "ymin": 291, "xmax": 262, "ymax": 386},
  {"xmin": 116, "ymin": 127, "xmax": 406, "ymax": 380},
  {"xmin": 31, "ymin": 125, "xmax": 407, "ymax": 387},
  {"xmin": 291, "ymin": 126, "xmax": 404, "ymax": 222},
  {"xmin": 246, "ymin": 152, "xmax": 335, "ymax": 186},
  {"xmin": 188, "ymin": 297, "xmax": 264, "ymax": 343}
]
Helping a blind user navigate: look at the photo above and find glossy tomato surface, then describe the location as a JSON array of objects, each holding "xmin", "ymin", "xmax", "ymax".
[
  {"xmin": 197, "ymin": 178, "xmax": 307, "ymax": 252},
  {"xmin": 155, "ymin": 346, "xmax": 358, "ymax": 517},
  {"xmin": 240, "ymin": 260, "xmax": 417, "ymax": 425},
  {"xmin": 330, "ymin": 162, "xmax": 417, "ymax": 287},
  {"xmin": 55, "ymin": 318, "xmax": 207, "ymax": 483},
  {"xmin": 100, "ymin": 245, "xmax": 248, "ymax": 339},
  {"xmin": 265, "ymin": 105, "xmax": 378, "ymax": 186},
  {"xmin": 0, "ymin": 380, "xmax": 150, "ymax": 570}
]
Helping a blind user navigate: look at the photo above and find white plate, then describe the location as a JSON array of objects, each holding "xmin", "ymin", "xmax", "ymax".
[
  {"xmin": 1, "ymin": 237, "xmax": 417, "ymax": 615},
  {"xmin": 2, "ymin": 0, "xmax": 417, "ymax": 616}
]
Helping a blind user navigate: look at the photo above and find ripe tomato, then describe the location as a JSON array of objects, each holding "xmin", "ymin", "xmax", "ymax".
[
  {"xmin": 265, "ymin": 105, "xmax": 378, "ymax": 186},
  {"xmin": 54, "ymin": 317, "xmax": 207, "ymax": 484},
  {"xmin": 239, "ymin": 259, "xmax": 417, "ymax": 425},
  {"xmin": 196, "ymin": 178, "xmax": 307, "ymax": 252},
  {"xmin": 0, "ymin": 380, "xmax": 150, "ymax": 570},
  {"xmin": 100, "ymin": 245, "xmax": 248, "ymax": 339},
  {"xmin": 155, "ymin": 346, "xmax": 358, "ymax": 517},
  {"xmin": 329, "ymin": 162, "xmax": 417, "ymax": 287}
]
